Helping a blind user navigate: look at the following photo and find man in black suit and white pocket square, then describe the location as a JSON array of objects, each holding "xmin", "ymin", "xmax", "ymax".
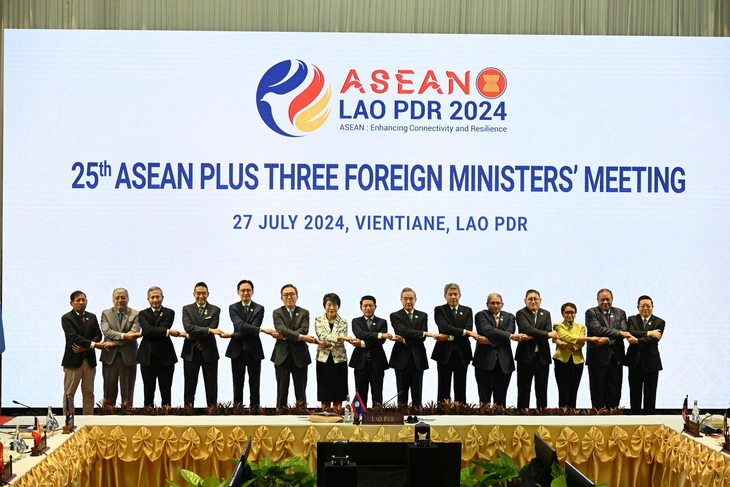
[
  {"xmin": 267, "ymin": 284, "xmax": 319, "ymax": 409},
  {"xmin": 137, "ymin": 286, "xmax": 187, "ymax": 407},
  {"xmin": 225, "ymin": 279, "xmax": 265, "ymax": 408},
  {"xmin": 389, "ymin": 287, "xmax": 435, "ymax": 407},
  {"xmin": 181, "ymin": 282, "xmax": 229, "ymax": 407},
  {"xmin": 625, "ymin": 295, "xmax": 664, "ymax": 415},
  {"xmin": 349, "ymin": 295, "xmax": 392, "ymax": 407},
  {"xmin": 431, "ymin": 283, "xmax": 477, "ymax": 404}
]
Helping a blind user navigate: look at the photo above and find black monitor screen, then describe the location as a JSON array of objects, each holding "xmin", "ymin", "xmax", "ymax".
[
  {"xmin": 565, "ymin": 462, "xmax": 595, "ymax": 487},
  {"xmin": 534, "ymin": 433, "xmax": 558, "ymax": 468},
  {"xmin": 230, "ymin": 435, "xmax": 253, "ymax": 487}
]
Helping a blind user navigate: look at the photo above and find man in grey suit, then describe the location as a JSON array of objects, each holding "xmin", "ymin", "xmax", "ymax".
[
  {"xmin": 267, "ymin": 284, "xmax": 318, "ymax": 409},
  {"xmin": 473, "ymin": 293, "xmax": 527, "ymax": 406},
  {"xmin": 225, "ymin": 279, "xmax": 265, "ymax": 408},
  {"xmin": 585, "ymin": 288, "xmax": 632, "ymax": 410},
  {"xmin": 100, "ymin": 288, "xmax": 141, "ymax": 406},
  {"xmin": 181, "ymin": 282, "xmax": 229, "ymax": 407}
]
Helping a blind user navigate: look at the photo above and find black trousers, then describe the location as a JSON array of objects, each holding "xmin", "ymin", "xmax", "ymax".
[
  {"xmin": 437, "ymin": 354, "xmax": 468, "ymax": 403},
  {"xmin": 475, "ymin": 365, "xmax": 512, "ymax": 407},
  {"xmin": 183, "ymin": 354, "xmax": 218, "ymax": 407},
  {"xmin": 231, "ymin": 355, "xmax": 261, "ymax": 408},
  {"xmin": 395, "ymin": 355, "xmax": 423, "ymax": 407},
  {"xmin": 140, "ymin": 355, "xmax": 174, "ymax": 407},
  {"xmin": 588, "ymin": 357, "xmax": 622, "ymax": 410},
  {"xmin": 275, "ymin": 354, "xmax": 308, "ymax": 408},
  {"xmin": 353, "ymin": 360, "xmax": 385, "ymax": 406},
  {"xmin": 553, "ymin": 357, "xmax": 583, "ymax": 409},
  {"xmin": 628, "ymin": 365, "xmax": 658, "ymax": 415},
  {"xmin": 516, "ymin": 358, "xmax": 549, "ymax": 409}
]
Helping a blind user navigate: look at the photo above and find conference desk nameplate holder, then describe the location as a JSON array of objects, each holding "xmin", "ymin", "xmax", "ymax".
[{"xmin": 361, "ymin": 412, "xmax": 404, "ymax": 425}]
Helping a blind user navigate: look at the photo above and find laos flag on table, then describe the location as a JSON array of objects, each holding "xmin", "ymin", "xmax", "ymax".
[{"xmin": 352, "ymin": 392, "xmax": 366, "ymax": 417}]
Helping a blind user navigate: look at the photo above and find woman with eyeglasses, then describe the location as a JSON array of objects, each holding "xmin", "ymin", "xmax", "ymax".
[{"xmin": 553, "ymin": 302, "xmax": 604, "ymax": 408}]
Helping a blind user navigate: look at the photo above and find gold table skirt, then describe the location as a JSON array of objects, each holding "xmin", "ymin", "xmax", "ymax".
[{"xmin": 13, "ymin": 417, "xmax": 730, "ymax": 487}]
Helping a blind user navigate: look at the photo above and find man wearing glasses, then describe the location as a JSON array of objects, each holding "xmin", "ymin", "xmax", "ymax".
[
  {"xmin": 267, "ymin": 284, "xmax": 318, "ymax": 409},
  {"xmin": 625, "ymin": 295, "xmax": 664, "ymax": 414},
  {"xmin": 473, "ymin": 293, "xmax": 527, "ymax": 407}
]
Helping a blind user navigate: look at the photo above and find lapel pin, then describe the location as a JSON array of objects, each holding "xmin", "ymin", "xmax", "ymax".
[
  {"xmin": 415, "ymin": 315, "xmax": 419, "ymax": 319},
  {"xmin": 539, "ymin": 312, "xmax": 543, "ymax": 316},
  {"xmin": 459, "ymin": 311, "xmax": 463, "ymax": 316}
]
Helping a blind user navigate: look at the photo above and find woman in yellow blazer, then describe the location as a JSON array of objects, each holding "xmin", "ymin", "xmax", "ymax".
[
  {"xmin": 553, "ymin": 302, "xmax": 603, "ymax": 408},
  {"xmin": 315, "ymin": 292, "xmax": 351, "ymax": 411}
]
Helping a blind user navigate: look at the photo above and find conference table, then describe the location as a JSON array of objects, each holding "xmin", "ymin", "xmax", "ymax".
[{"xmin": 6, "ymin": 414, "xmax": 730, "ymax": 486}]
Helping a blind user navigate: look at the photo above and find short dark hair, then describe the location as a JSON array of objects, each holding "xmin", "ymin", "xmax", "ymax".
[
  {"xmin": 70, "ymin": 290, "xmax": 86, "ymax": 301},
  {"xmin": 561, "ymin": 302, "xmax": 577, "ymax": 314},
  {"xmin": 323, "ymin": 292, "xmax": 341, "ymax": 308},
  {"xmin": 281, "ymin": 283, "xmax": 298, "ymax": 296},
  {"xmin": 360, "ymin": 295, "xmax": 377, "ymax": 306},
  {"xmin": 597, "ymin": 288, "xmax": 613, "ymax": 298},
  {"xmin": 237, "ymin": 279, "xmax": 254, "ymax": 291},
  {"xmin": 525, "ymin": 289, "xmax": 540, "ymax": 298},
  {"xmin": 637, "ymin": 295, "xmax": 653, "ymax": 305},
  {"xmin": 194, "ymin": 281, "xmax": 208, "ymax": 291}
]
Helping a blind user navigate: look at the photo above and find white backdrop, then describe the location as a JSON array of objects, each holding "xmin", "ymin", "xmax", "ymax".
[{"xmin": 3, "ymin": 30, "xmax": 729, "ymax": 409}]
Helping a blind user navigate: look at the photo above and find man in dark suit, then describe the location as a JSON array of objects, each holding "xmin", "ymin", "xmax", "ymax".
[
  {"xmin": 100, "ymin": 288, "xmax": 141, "ymax": 406},
  {"xmin": 431, "ymin": 283, "xmax": 477, "ymax": 403},
  {"xmin": 515, "ymin": 289, "xmax": 557, "ymax": 409},
  {"xmin": 268, "ymin": 284, "xmax": 318, "ymax": 409},
  {"xmin": 225, "ymin": 279, "xmax": 265, "ymax": 408},
  {"xmin": 389, "ymin": 287, "xmax": 435, "ymax": 407},
  {"xmin": 473, "ymin": 293, "xmax": 527, "ymax": 406},
  {"xmin": 137, "ymin": 286, "xmax": 187, "ymax": 407},
  {"xmin": 61, "ymin": 290, "xmax": 110, "ymax": 416},
  {"xmin": 349, "ymin": 295, "xmax": 392, "ymax": 407},
  {"xmin": 181, "ymin": 282, "xmax": 229, "ymax": 407},
  {"xmin": 585, "ymin": 288, "xmax": 632, "ymax": 410},
  {"xmin": 625, "ymin": 295, "xmax": 664, "ymax": 414}
]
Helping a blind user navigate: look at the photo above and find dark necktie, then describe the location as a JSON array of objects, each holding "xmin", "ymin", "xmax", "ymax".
[
  {"xmin": 642, "ymin": 318, "xmax": 648, "ymax": 330},
  {"xmin": 408, "ymin": 312, "xmax": 413, "ymax": 323},
  {"xmin": 198, "ymin": 306, "xmax": 204, "ymax": 316},
  {"xmin": 244, "ymin": 305, "xmax": 250, "ymax": 314},
  {"xmin": 367, "ymin": 318, "xmax": 373, "ymax": 329},
  {"xmin": 605, "ymin": 312, "xmax": 611, "ymax": 325}
]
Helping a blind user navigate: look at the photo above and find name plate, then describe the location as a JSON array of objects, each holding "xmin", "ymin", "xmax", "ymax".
[
  {"xmin": 683, "ymin": 419, "xmax": 701, "ymax": 438},
  {"xmin": 362, "ymin": 412, "xmax": 404, "ymax": 425}
]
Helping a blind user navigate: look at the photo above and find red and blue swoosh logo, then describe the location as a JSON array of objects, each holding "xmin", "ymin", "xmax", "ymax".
[{"xmin": 256, "ymin": 60, "xmax": 332, "ymax": 137}]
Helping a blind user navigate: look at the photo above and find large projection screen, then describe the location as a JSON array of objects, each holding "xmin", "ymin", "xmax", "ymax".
[{"xmin": 3, "ymin": 30, "xmax": 729, "ymax": 409}]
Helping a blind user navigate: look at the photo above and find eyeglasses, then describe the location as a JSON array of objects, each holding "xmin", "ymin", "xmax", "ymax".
[
  {"xmin": 488, "ymin": 301, "xmax": 503, "ymax": 305},
  {"xmin": 281, "ymin": 292, "xmax": 296, "ymax": 297},
  {"xmin": 526, "ymin": 297, "xmax": 541, "ymax": 302}
]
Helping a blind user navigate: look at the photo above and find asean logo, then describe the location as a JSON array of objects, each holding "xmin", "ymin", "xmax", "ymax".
[
  {"xmin": 256, "ymin": 60, "xmax": 332, "ymax": 137},
  {"xmin": 476, "ymin": 67, "xmax": 507, "ymax": 99}
]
